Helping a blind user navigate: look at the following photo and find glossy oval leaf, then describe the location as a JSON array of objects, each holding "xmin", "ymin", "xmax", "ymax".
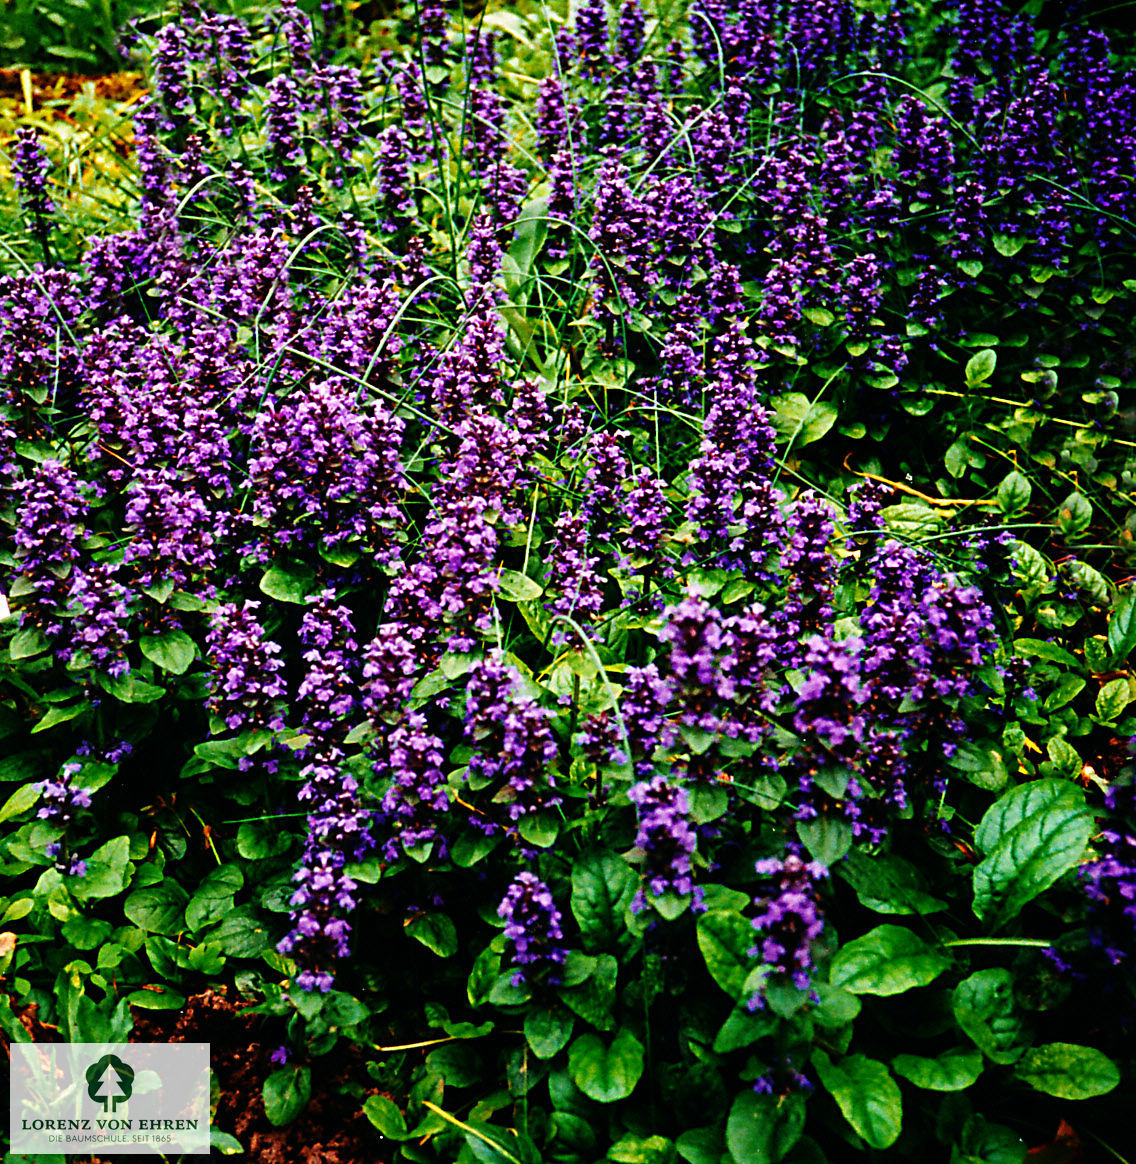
[
  {"xmin": 1013, "ymin": 1043, "xmax": 1120, "ymax": 1099},
  {"xmin": 568, "ymin": 1029, "xmax": 644, "ymax": 1103},
  {"xmin": 891, "ymin": 1048, "xmax": 983, "ymax": 1091},
  {"xmin": 813, "ymin": 1051, "xmax": 902, "ymax": 1150},
  {"xmin": 830, "ymin": 925, "xmax": 950, "ymax": 996}
]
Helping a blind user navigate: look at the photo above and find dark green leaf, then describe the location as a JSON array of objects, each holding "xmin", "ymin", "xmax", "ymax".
[
  {"xmin": 952, "ymin": 968, "xmax": 1024, "ymax": 1064},
  {"xmin": 812, "ymin": 1051, "xmax": 902, "ymax": 1150},
  {"xmin": 1107, "ymin": 587, "xmax": 1136, "ymax": 664},
  {"xmin": 525, "ymin": 1006, "xmax": 574, "ymax": 1060},
  {"xmin": 965, "ymin": 348, "xmax": 997, "ymax": 386},
  {"xmin": 263, "ymin": 1065, "xmax": 310, "ymax": 1127},
  {"xmin": 407, "ymin": 913, "xmax": 458, "ymax": 957},
  {"xmin": 996, "ymin": 471, "xmax": 1032, "ymax": 515},
  {"xmin": 972, "ymin": 780, "xmax": 1093, "ymax": 926},
  {"xmin": 1055, "ymin": 492, "xmax": 1092, "ymax": 538},
  {"xmin": 567, "ymin": 1028, "xmax": 644, "ymax": 1103},
  {"xmin": 1013, "ymin": 1043, "xmax": 1120, "ymax": 1099},
  {"xmin": 891, "ymin": 1048, "xmax": 983, "ymax": 1091},
  {"xmin": 70, "ymin": 835, "xmax": 131, "ymax": 902},
  {"xmin": 571, "ymin": 849, "xmax": 638, "ymax": 954},
  {"xmin": 830, "ymin": 925, "xmax": 950, "ymax": 996},
  {"xmin": 726, "ymin": 1089, "xmax": 804, "ymax": 1164},
  {"xmin": 363, "ymin": 1095, "xmax": 410, "ymax": 1140},
  {"xmin": 186, "ymin": 864, "xmax": 244, "ymax": 931},
  {"xmin": 139, "ymin": 629, "xmax": 196, "ymax": 675},
  {"xmin": 795, "ymin": 814, "xmax": 852, "ymax": 865},
  {"xmin": 212, "ymin": 907, "xmax": 271, "ymax": 958},
  {"xmin": 696, "ymin": 911, "xmax": 755, "ymax": 1002},
  {"xmin": 124, "ymin": 883, "xmax": 188, "ymax": 935},
  {"xmin": 10, "ymin": 626, "xmax": 48, "ymax": 659},
  {"xmin": 259, "ymin": 561, "xmax": 316, "ymax": 604}
]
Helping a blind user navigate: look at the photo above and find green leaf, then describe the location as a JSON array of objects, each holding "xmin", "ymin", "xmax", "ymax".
[
  {"xmin": 236, "ymin": 820, "xmax": 291, "ymax": 860},
  {"xmin": 263, "ymin": 1065, "xmax": 310, "ymax": 1127},
  {"xmin": 891, "ymin": 1048, "xmax": 983, "ymax": 1091},
  {"xmin": 497, "ymin": 569, "xmax": 543, "ymax": 601},
  {"xmin": 96, "ymin": 672, "xmax": 167, "ymax": 704},
  {"xmin": 996, "ymin": 471, "xmax": 1032, "ymax": 515},
  {"xmin": 212, "ymin": 907, "xmax": 271, "ymax": 958},
  {"xmin": 524, "ymin": 1006, "xmax": 574, "ymax": 1060},
  {"xmin": 139, "ymin": 629, "xmax": 196, "ymax": 675},
  {"xmin": 508, "ymin": 198, "xmax": 548, "ymax": 277},
  {"xmin": 972, "ymin": 779, "xmax": 1093, "ymax": 926},
  {"xmin": 1013, "ymin": 1043, "xmax": 1120, "ymax": 1099},
  {"xmin": 571, "ymin": 849, "xmax": 638, "ymax": 954},
  {"xmin": 31, "ymin": 703, "xmax": 88, "ymax": 734},
  {"xmin": 696, "ymin": 911, "xmax": 756, "ymax": 1002},
  {"xmin": 676, "ymin": 1126, "xmax": 725, "ymax": 1164},
  {"xmin": 1096, "ymin": 677, "xmax": 1131, "ymax": 720},
  {"xmin": 10, "ymin": 626, "xmax": 48, "ymax": 659},
  {"xmin": 1055, "ymin": 492, "xmax": 1092, "ymax": 538},
  {"xmin": 407, "ymin": 913, "xmax": 458, "ymax": 957},
  {"xmin": 452, "ymin": 830, "xmax": 502, "ymax": 868},
  {"xmin": 186, "ymin": 864, "xmax": 244, "ymax": 931},
  {"xmin": 830, "ymin": 925, "xmax": 950, "ymax": 996},
  {"xmin": 956, "ymin": 1114, "xmax": 1027, "ymax": 1164},
  {"xmin": 952, "ymin": 968, "xmax": 1024, "ymax": 1064},
  {"xmin": 364, "ymin": 1095, "xmax": 410, "ymax": 1140},
  {"xmin": 0, "ymin": 783, "xmax": 40, "ymax": 823},
  {"xmin": 70, "ymin": 835, "xmax": 131, "ymax": 902},
  {"xmin": 770, "ymin": 393, "xmax": 838, "ymax": 447},
  {"xmin": 812, "ymin": 1051, "xmax": 902, "ymax": 1150},
  {"xmin": 517, "ymin": 811, "xmax": 558, "ymax": 848},
  {"xmin": 1041, "ymin": 672, "xmax": 1085, "ymax": 711},
  {"xmin": 726, "ymin": 1089, "xmax": 804, "ymax": 1164},
  {"xmin": 839, "ymin": 851, "xmax": 947, "ymax": 916},
  {"xmin": 123, "ymin": 883, "xmax": 188, "ymax": 935},
  {"xmin": 61, "ymin": 916, "xmax": 113, "ymax": 949},
  {"xmin": 210, "ymin": 1129, "xmax": 245, "ymax": 1155},
  {"xmin": 559, "ymin": 953, "xmax": 617, "ymax": 1031},
  {"xmin": 567, "ymin": 1029, "xmax": 644, "ymax": 1103},
  {"xmin": 1107, "ymin": 587, "xmax": 1136, "ymax": 664},
  {"xmin": 713, "ymin": 1006, "xmax": 775, "ymax": 1053},
  {"xmin": 965, "ymin": 348, "xmax": 997, "ymax": 387},
  {"xmin": 795, "ymin": 814, "xmax": 852, "ymax": 865},
  {"xmin": 1013, "ymin": 638, "xmax": 1082, "ymax": 669},
  {"xmin": 993, "ymin": 233, "xmax": 1026, "ymax": 257},
  {"xmin": 259, "ymin": 561, "xmax": 316, "ymax": 604}
]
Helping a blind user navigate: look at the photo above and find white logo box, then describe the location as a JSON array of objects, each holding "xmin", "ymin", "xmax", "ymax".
[{"xmin": 10, "ymin": 1042, "xmax": 210, "ymax": 1156}]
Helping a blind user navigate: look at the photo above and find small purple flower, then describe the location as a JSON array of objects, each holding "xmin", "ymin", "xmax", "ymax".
[
  {"xmin": 205, "ymin": 602, "xmax": 287, "ymax": 734},
  {"xmin": 498, "ymin": 872, "xmax": 567, "ymax": 986},
  {"xmin": 748, "ymin": 853, "xmax": 828, "ymax": 1010},
  {"xmin": 628, "ymin": 773, "xmax": 699, "ymax": 909}
]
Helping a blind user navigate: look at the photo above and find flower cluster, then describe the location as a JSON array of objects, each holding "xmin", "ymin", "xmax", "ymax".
[
  {"xmin": 498, "ymin": 872, "xmax": 568, "ymax": 987},
  {"xmin": 748, "ymin": 853, "xmax": 829, "ymax": 1010},
  {"xmin": 628, "ymin": 773, "xmax": 699, "ymax": 910}
]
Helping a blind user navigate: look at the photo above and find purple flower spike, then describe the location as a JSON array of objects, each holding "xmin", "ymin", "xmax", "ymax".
[
  {"xmin": 498, "ymin": 872, "xmax": 567, "ymax": 986},
  {"xmin": 748, "ymin": 853, "xmax": 828, "ymax": 1010}
]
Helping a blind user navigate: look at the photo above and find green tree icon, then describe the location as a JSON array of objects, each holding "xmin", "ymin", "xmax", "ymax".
[{"xmin": 85, "ymin": 1055, "xmax": 135, "ymax": 1113}]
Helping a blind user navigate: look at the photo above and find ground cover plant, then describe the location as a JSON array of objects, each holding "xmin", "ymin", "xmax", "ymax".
[{"xmin": 1, "ymin": 0, "xmax": 1136, "ymax": 1159}]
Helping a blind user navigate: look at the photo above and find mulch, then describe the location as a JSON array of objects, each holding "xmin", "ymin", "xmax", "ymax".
[{"xmin": 2, "ymin": 989, "xmax": 392, "ymax": 1163}]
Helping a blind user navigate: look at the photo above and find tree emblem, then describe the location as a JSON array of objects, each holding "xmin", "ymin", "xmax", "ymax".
[{"xmin": 85, "ymin": 1054, "xmax": 135, "ymax": 1113}]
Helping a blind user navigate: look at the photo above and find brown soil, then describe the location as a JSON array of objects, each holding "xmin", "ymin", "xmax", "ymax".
[{"xmin": 3, "ymin": 989, "xmax": 392, "ymax": 1163}]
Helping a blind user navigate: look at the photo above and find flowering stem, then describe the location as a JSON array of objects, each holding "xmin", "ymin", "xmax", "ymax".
[
  {"xmin": 547, "ymin": 613, "xmax": 633, "ymax": 782},
  {"xmin": 943, "ymin": 938, "xmax": 1052, "ymax": 948}
]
